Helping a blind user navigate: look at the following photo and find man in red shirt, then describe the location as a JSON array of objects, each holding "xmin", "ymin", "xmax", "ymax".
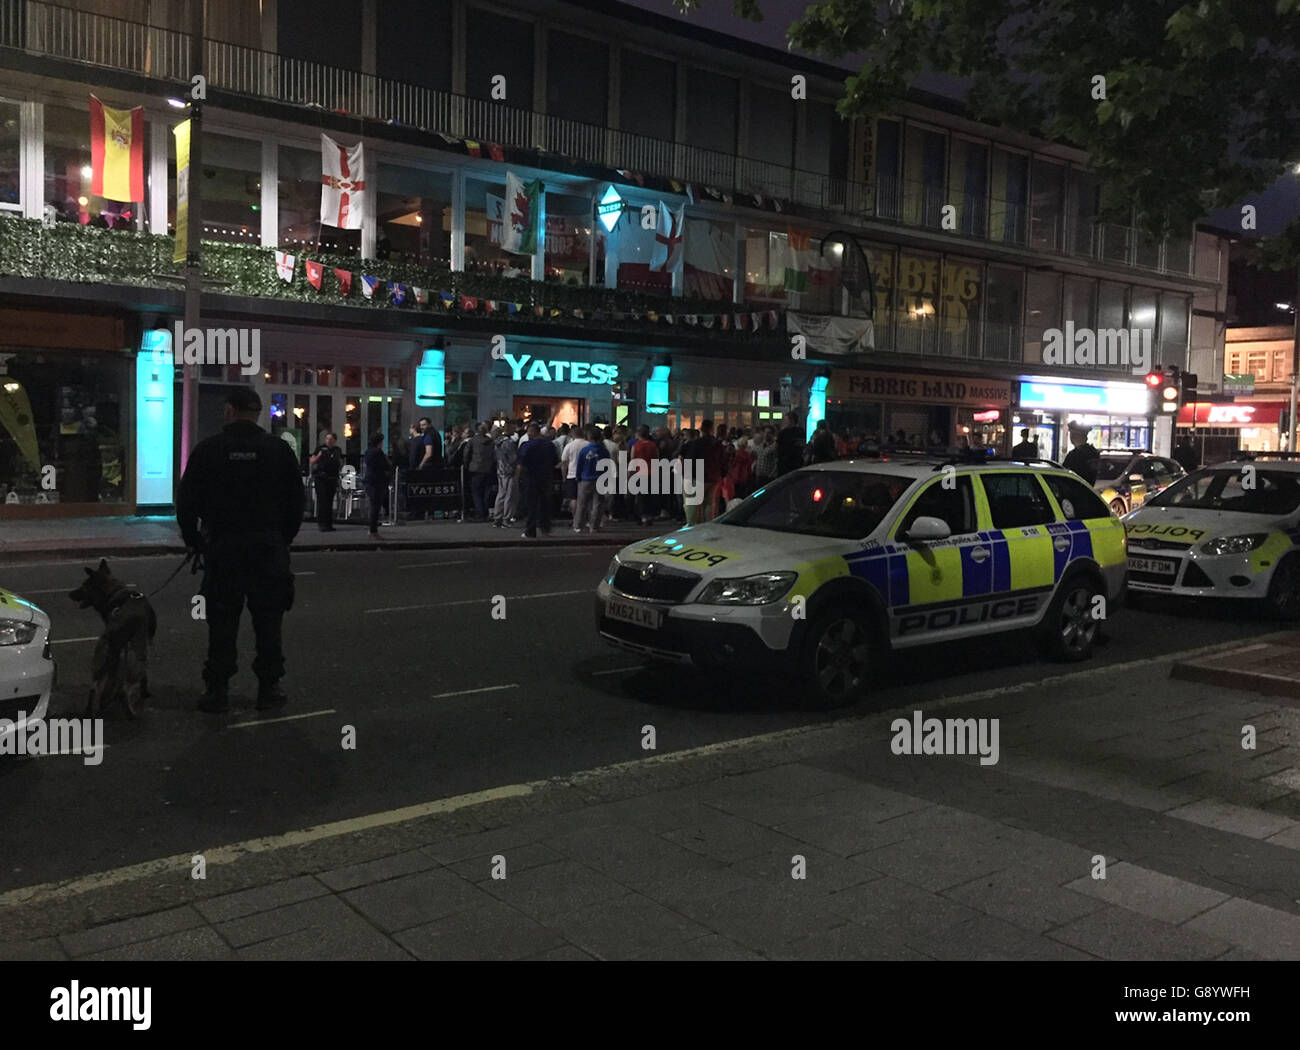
[
  {"xmin": 630, "ymin": 425, "xmax": 658, "ymax": 525},
  {"xmin": 687, "ymin": 419, "xmax": 726, "ymax": 524}
]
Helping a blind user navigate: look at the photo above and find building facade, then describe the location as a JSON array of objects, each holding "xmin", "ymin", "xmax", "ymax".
[{"xmin": 0, "ymin": 0, "xmax": 1229, "ymax": 516}]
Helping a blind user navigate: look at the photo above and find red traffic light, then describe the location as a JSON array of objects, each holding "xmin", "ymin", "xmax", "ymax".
[{"xmin": 1145, "ymin": 370, "xmax": 1164, "ymax": 387}]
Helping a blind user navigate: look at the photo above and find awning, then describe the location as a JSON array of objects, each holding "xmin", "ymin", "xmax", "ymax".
[{"xmin": 1178, "ymin": 402, "xmax": 1283, "ymax": 426}]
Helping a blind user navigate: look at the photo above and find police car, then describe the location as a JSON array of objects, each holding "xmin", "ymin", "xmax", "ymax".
[
  {"xmin": 595, "ymin": 457, "xmax": 1127, "ymax": 706},
  {"xmin": 1094, "ymin": 450, "xmax": 1185, "ymax": 516},
  {"xmin": 1123, "ymin": 455, "xmax": 1300, "ymax": 618},
  {"xmin": 0, "ymin": 587, "xmax": 55, "ymax": 748}
]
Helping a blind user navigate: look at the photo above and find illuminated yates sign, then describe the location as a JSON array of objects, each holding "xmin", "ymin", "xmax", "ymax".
[{"xmin": 503, "ymin": 353, "xmax": 618, "ymax": 384}]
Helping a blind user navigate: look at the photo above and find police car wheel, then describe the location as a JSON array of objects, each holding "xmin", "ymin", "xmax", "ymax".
[
  {"xmin": 1038, "ymin": 575, "xmax": 1102, "ymax": 662},
  {"xmin": 800, "ymin": 607, "xmax": 874, "ymax": 707},
  {"xmin": 1108, "ymin": 498, "xmax": 1127, "ymax": 516},
  {"xmin": 1264, "ymin": 555, "xmax": 1300, "ymax": 621}
]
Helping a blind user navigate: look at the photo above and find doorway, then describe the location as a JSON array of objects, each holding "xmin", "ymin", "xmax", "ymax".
[{"xmin": 513, "ymin": 395, "xmax": 585, "ymax": 429}]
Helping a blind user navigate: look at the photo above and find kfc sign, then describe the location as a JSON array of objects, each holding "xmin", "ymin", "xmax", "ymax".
[
  {"xmin": 1207, "ymin": 405, "xmax": 1255, "ymax": 424},
  {"xmin": 1178, "ymin": 401, "xmax": 1282, "ymax": 426}
]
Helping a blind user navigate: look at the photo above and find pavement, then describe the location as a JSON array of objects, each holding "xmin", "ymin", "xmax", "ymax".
[
  {"xmin": 0, "ymin": 512, "xmax": 668, "ymax": 562},
  {"xmin": 2, "ymin": 649, "xmax": 1299, "ymax": 961}
]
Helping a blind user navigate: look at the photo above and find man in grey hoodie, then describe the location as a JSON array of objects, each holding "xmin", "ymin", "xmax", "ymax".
[
  {"xmin": 491, "ymin": 424, "xmax": 520, "ymax": 527},
  {"xmin": 466, "ymin": 422, "xmax": 497, "ymax": 522}
]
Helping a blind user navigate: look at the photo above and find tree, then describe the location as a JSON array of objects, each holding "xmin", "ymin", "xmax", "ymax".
[{"xmin": 677, "ymin": 0, "xmax": 1300, "ymax": 264}]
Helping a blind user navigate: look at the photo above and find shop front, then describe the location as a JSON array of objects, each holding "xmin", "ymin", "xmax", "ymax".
[
  {"xmin": 647, "ymin": 356, "xmax": 814, "ymax": 436},
  {"xmin": 1177, "ymin": 400, "xmax": 1285, "ymax": 463},
  {"xmin": 1015, "ymin": 376, "xmax": 1153, "ymax": 463},
  {"xmin": 0, "ymin": 307, "xmax": 135, "ymax": 517},
  {"xmin": 473, "ymin": 342, "xmax": 623, "ymax": 430},
  {"xmin": 825, "ymin": 368, "xmax": 1013, "ymax": 452}
]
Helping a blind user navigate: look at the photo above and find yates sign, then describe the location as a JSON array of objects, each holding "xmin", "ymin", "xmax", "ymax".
[{"xmin": 828, "ymin": 370, "xmax": 1010, "ymax": 406}]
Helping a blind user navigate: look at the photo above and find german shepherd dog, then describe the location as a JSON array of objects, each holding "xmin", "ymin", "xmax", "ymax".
[{"xmin": 68, "ymin": 559, "xmax": 158, "ymax": 719}]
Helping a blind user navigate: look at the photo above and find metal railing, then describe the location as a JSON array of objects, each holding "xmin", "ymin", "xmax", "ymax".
[{"xmin": 1, "ymin": 0, "xmax": 1199, "ymax": 278}]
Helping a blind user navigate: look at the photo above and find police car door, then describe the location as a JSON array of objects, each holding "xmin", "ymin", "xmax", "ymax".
[
  {"xmin": 976, "ymin": 471, "xmax": 1059, "ymax": 628},
  {"xmin": 889, "ymin": 473, "xmax": 987, "ymax": 643}
]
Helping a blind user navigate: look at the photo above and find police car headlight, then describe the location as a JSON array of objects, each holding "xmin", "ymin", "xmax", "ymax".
[
  {"xmin": 1200, "ymin": 534, "xmax": 1268, "ymax": 556},
  {"xmin": 697, "ymin": 572, "xmax": 796, "ymax": 605},
  {"xmin": 0, "ymin": 619, "xmax": 37, "ymax": 646}
]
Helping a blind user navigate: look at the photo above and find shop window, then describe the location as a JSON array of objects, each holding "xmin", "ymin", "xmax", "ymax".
[
  {"xmin": 0, "ymin": 99, "xmax": 19, "ymax": 213},
  {"xmin": 545, "ymin": 191, "xmax": 593, "ymax": 285},
  {"xmin": 982, "ymin": 473, "xmax": 1055, "ymax": 529},
  {"xmin": 0, "ymin": 352, "xmax": 127, "ymax": 504},
  {"xmin": 744, "ymin": 228, "xmax": 786, "ymax": 306},
  {"xmin": 684, "ymin": 218, "xmax": 736, "ymax": 303},
  {"xmin": 281, "ymin": 145, "xmax": 358, "ymax": 255},
  {"xmin": 44, "ymin": 103, "xmax": 124, "ymax": 226},
  {"xmin": 377, "ymin": 164, "xmax": 452, "ymax": 268},
  {"xmin": 196, "ymin": 132, "xmax": 260, "ymax": 245}
]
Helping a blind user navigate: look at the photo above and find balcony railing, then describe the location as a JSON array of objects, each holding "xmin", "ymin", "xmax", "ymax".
[{"xmin": 1, "ymin": 0, "xmax": 1198, "ymax": 279}]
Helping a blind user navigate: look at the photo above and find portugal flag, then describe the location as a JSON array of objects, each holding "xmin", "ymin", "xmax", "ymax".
[{"xmin": 89, "ymin": 96, "xmax": 144, "ymax": 203}]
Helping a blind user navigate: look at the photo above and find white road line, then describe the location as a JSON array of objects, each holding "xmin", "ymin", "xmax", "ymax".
[
  {"xmin": 0, "ymin": 633, "xmax": 1286, "ymax": 911},
  {"xmin": 364, "ymin": 589, "xmax": 591, "ymax": 614},
  {"xmin": 397, "ymin": 560, "xmax": 472, "ymax": 568},
  {"xmin": 431, "ymin": 684, "xmax": 519, "ymax": 699},
  {"xmin": 228, "ymin": 709, "xmax": 335, "ymax": 729},
  {"xmin": 50, "ymin": 636, "xmax": 99, "ymax": 645},
  {"xmin": 591, "ymin": 666, "xmax": 645, "ymax": 676}
]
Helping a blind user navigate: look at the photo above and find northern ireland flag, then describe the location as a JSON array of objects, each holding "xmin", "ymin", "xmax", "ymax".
[
  {"xmin": 305, "ymin": 260, "xmax": 323, "ymax": 289},
  {"xmin": 651, "ymin": 202, "xmax": 685, "ymax": 273},
  {"xmin": 89, "ymin": 96, "xmax": 144, "ymax": 202},
  {"xmin": 334, "ymin": 268, "xmax": 353, "ymax": 296},
  {"xmin": 275, "ymin": 251, "xmax": 295, "ymax": 282},
  {"xmin": 321, "ymin": 133, "xmax": 366, "ymax": 230},
  {"xmin": 502, "ymin": 172, "xmax": 542, "ymax": 255},
  {"xmin": 360, "ymin": 275, "xmax": 380, "ymax": 299}
]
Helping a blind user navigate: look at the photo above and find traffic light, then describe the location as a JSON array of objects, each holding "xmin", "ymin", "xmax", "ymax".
[
  {"xmin": 1145, "ymin": 368, "xmax": 1166, "ymax": 415},
  {"xmin": 1160, "ymin": 365, "xmax": 1181, "ymax": 414}
]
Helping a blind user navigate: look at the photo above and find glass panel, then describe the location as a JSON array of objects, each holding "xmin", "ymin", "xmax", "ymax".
[
  {"xmin": 466, "ymin": 176, "xmax": 528, "ymax": 277},
  {"xmin": 1030, "ymin": 157, "xmax": 1064, "ymax": 251},
  {"xmin": 985, "ymin": 266, "xmax": 1023, "ymax": 362},
  {"xmin": 466, "ymin": 8, "xmax": 533, "ymax": 108},
  {"xmin": 903, "ymin": 124, "xmax": 946, "ymax": 227},
  {"xmin": 1024, "ymin": 271, "xmax": 1060, "ymax": 363},
  {"xmin": 948, "ymin": 138, "xmax": 988, "ymax": 238},
  {"xmin": 0, "ymin": 99, "xmax": 19, "ymax": 211},
  {"xmin": 895, "ymin": 251, "xmax": 940, "ymax": 355},
  {"xmin": 1062, "ymin": 276, "xmax": 1096, "ymax": 330},
  {"xmin": 748, "ymin": 85, "xmax": 794, "ymax": 168},
  {"xmin": 685, "ymin": 68, "xmax": 738, "ymax": 155},
  {"xmin": 544, "ymin": 191, "xmax": 593, "ymax": 285},
  {"xmin": 281, "ymin": 144, "xmax": 358, "ymax": 255},
  {"xmin": 1068, "ymin": 168, "xmax": 1099, "ymax": 256},
  {"xmin": 314, "ymin": 395, "xmax": 333, "ymax": 451},
  {"xmin": 939, "ymin": 258, "xmax": 981, "ymax": 359},
  {"xmin": 1129, "ymin": 288, "xmax": 1157, "ymax": 337},
  {"xmin": 874, "ymin": 118, "xmax": 901, "ymax": 219},
  {"xmin": 744, "ymin": 227, "xmax": 786, "ymax": 305},
  {"xmin": 340, "ymin": 365, "xmax": 362, "ymax": 388},
  {"xmin": 291, "ymin": 394, "xmax": 310, "ymax": 470},
  {"xmin": 1159, "ymin": 294, "xmax": 1189, "ymax": 365},
  {"xmin": 1098, "ymin": 282, "xmax": 1126, "ymax": 331},
  {"xmin": 1135, "ymin": 227, "xmax": 1161, "ymax": 269},
  {"xmin": 343, "ymin": 396, "xmax": 361, "ymax": 468},
  {"xmin": 620, "ymin": 50, "xmax": 675, "ymax": 141},
  {"xmin": 867, "ymin": 243, "xmax": 896, "ymax": 349},
  {"xmin": 316, "ymin": 365, "xmax": 334, "ymax": 387},
  {"xmin": 547, "ymin": 30, "xmax": 608, "ymax": 126},
  {"xmin": 44, "ymin": 103, "xmax": 124, "ymax": 226},
  {"xmin": 684, "ymin": 218, "xmax": 735, "ymax": 302},
  {"xmin": 990, "ymin": 148, "xmax": 1028, "ymax": 245},
  {"xmin": 377, "ymin": 164, "xmax": 453, "ymax": 268},
  {"xmin": 195, "ymin": 132, "xmax": 260, "ymax": 244}
]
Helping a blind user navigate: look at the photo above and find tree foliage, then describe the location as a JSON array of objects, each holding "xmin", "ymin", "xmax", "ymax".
[{"xmin": 677, "ymin": 0, "xmax": 1300, "ymax": 264}]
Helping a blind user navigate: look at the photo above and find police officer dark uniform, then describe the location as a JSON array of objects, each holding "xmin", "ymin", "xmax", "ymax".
[
  {"xmin": 1062, "ymin": 420, "xmax": 1101, "ymax": 485},
  {"xmin": 310, "ymin": 432, "xmax": 344, "ymax": 531},
  {"xmin": 177, "ymin": 387, "xmax": 304, "ymax": 713}
]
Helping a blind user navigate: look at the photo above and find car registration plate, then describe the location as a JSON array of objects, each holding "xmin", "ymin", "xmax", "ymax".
[
  {"xmin": 1128, "ymin": 556, "xmax": 1178, "ymax": 576},
  {"xmin": 606, "ymin": 598, "xmax": 663, "ymax": 630}
]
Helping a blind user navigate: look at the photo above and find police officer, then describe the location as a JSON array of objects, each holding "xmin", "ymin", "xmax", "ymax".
[
  {"xmin": 1062, "ymin": 420, "xmax": 1101, "ymax": 484},
  {"xmin": 310, "ymin": 431, "xmax": 344, "ymax": 531},
  {"xmin": 177, "ymin": 387, "xmax": 304, "ymax": 713}
]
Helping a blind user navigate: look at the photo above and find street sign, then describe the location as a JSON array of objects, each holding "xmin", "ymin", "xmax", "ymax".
[{"xmin": 1223, "ymin": 373, "xmax": 1256, "ymax": 396}]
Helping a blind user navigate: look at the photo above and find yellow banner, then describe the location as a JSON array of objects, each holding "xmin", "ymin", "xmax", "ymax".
[{"xmin": 172, "ymin": 119, "xmax": 191, "ymax": 265}]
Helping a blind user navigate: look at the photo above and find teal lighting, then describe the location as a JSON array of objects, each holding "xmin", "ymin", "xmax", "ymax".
[
  {"xmin": 597, "ymin": 185, "xmax": 624, "ymax": 233},
  {"xmin": 807, "ymin": 375, "xmax": 829, "ymax": 441},
  {"xmin": 136, "ymin": 329, "xmax": 174, "ymax": 506},
  {"xmin": 415, "ymin": 348, "xmax": 446, "ymax": 407},
  {"xmin": 645, "ymin": 363, "xmax": 671, "ymax": 414}
]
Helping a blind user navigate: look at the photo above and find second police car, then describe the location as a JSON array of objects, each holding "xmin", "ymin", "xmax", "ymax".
[
  {"xmin": 596, "ymin": 457, "xmax": 1128, "ymax": 706},
  {"xmin": 1123, "ymin": 454, "xmax": 1300, "ymax": 619}
]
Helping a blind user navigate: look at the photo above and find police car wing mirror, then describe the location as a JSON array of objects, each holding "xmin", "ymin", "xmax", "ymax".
[{"xmin": 905, "ymin": 516, "xmax": 951, "ymax": 542}]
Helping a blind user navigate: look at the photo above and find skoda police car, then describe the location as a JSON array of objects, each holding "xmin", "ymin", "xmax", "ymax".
[
  {"xmin": 0, "ymin": 587, "xmax": 55, "ymax": 749},
  {"xmin": 596, "ymin": 457, "xmax": 1127, "ymax": 706},
  {"xmin": 1123, "ymin": 455, "xmax": 1300, "ymax": 618}
]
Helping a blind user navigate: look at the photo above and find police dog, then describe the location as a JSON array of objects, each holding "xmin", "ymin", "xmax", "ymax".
[{"xmin": 68, "ymin": 559, "xmax": 158, "ymax": 719}]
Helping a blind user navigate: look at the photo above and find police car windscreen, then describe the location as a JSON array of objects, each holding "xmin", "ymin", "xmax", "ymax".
[
  {"xmin": 718, "ymin": 470, "xmax": 909, "ymax": 538},
  {"xmin": 1148, "ymin": 469, "xmax": 1300, "ymax": 515}
]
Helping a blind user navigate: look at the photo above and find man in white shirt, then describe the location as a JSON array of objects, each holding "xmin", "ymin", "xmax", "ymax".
[{"xmin": 559, "ymin": 426, "xmax": 586, "ymax": 519}]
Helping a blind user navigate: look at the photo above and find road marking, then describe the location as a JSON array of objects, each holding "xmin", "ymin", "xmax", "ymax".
[
  {"xmin": 364, "ymin": 589, "xmax": 591, "ymax": 614},
  {"xmin": 50, "ymin": 636, "xmax": 99, "ymax": 645},
  {"xmin": 228, "ymin": 709, "xmax": 335, "ymax": 729},
  {"xmin": 591, "ymin": 666, "xmax": 645, "ymax": 676},
  {"xmin": 296, "ymin": 571, "xmax": 318, "ymax": 576},
  {"xmin": 541, "ymin": 552, "xmax": 599, "ymax": 558},
  {"xmin": 398, "ymin": 560, "xmax": 472, "ymax": 568},
  {"xmin": 431, "ymin": 684, "xmax": 519, "ymax": 699},
  {"xmin": 0, "ymin": 632, "xmax": 1287, "ymax": 911}
]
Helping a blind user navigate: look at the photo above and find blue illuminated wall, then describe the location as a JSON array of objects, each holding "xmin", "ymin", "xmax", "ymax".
[
  {"xmin": 136, "ymin": 329, "xmax": 175, "ymax": 507},
  {"xmin": 644, "ymin": 364, "xmax": 671, "ymax": 414},
  {"xmin": 415, "ymin": 348, "xmax": 446, "ymax": 407},
  {"xmin": 806, "ymin": 376, "xmax": 828, "ymax": 441}
]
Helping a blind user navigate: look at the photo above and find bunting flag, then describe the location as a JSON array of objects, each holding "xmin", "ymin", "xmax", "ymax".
[
  {"xmin": 484, "ymin": 300, "xmax": 497, "ymax": 313},
  {"xmin": 549, "ymin": 308, "xmax": 561, "ymax": 318},
  {"xmin": 701, "ymin": 315, "xmax": 715, "ymax": 329},
  {"xmin": 506, "ymin": 302, "xmax": 520, "ymax": 314},
  {"xmin": 460, "ymin": 295, "xmax": 478, "ymax": 311},
  {"xmin": 360, "ymin": 275, "xmax": 380, "ymax": 299},
  {"xmin": 646, "ymin": 311, "xmax": 658, "ymax": 323},
  {"xmin": 440, "ymin": 292, "xmax": 455, "ymax": 308},
  {"xmin": 274, "ymin": 251, "xmax": 295, "ymax": 282},
  {"xmin": 534, "ymin": 306, "xmax": 545, "ymax": 317},
  {"xmin": 89, "ymin": 96, "xmax": 144, "ymax": 202},
  {"xmin": 684, "ymin": 314, "xmax": 698, "ymax": 327},
  {"xmin": 751, "ymin": 312, "xmax": 762, "ymax": 330},
  {"xmin": 736, "ymin": 313, "xmax": 749, "ymax": 331},
  {"xmin": 334, "ymin": 268, "xmax": 353, "ymax": 296},
  {"xmin": 320, "ymin": 133, "xmax": 366, "ymax": 230},
  {"xmin": 487, "ymin": 142, "xmax": 505, "ymax": 162},
  {"xmin": 465, "ymin": 140, "xmax": 482, "ymax": 157},
  {"xmin": 720, "ymin": 314, "xmax": 731, "ymax": 330},
  {"xmin": 767, "ymin": 310, "xmax": 779, "ymax": 329},
  {"xmin": 664, "ymin": 314, "xmax": 675, "ymax": 325},
  {"xmin": 413, "ymin": 286, "xmax": 428, "ymax": 305},
  {"xmin": 305, "ymin": 260, "xmax": 323, "ymax": 290},
  {"xmin": 387, "ymin": 282, "xmax": 407, "ymax": 306}
]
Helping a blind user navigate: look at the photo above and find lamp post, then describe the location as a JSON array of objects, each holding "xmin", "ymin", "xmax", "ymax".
[{"xmin": 180, "ymin": 0, "xmax": 204, "ymax": 472}]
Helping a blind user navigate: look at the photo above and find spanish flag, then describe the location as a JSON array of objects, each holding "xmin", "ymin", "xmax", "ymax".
[{"xmin": 89, "ymin": 95, "xmax": 144, "ymax": 202}]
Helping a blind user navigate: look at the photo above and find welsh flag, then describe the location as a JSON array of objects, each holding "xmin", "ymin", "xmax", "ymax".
[{"xmin": 502, "ymin": 171, "xmax": 543, "ymax": 255}]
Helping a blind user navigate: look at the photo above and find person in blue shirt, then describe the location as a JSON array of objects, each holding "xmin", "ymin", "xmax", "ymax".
[
  {"xmin": 516, "ymin": 423, "xmax": 559, "ymax": 538},
  {"xmin": 573, "ymin": 425, "xmax": 611, "ymax": 533},
  {"xmin": 408, "ymin": 417, "xmax": 441, "ymax": 472}
]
